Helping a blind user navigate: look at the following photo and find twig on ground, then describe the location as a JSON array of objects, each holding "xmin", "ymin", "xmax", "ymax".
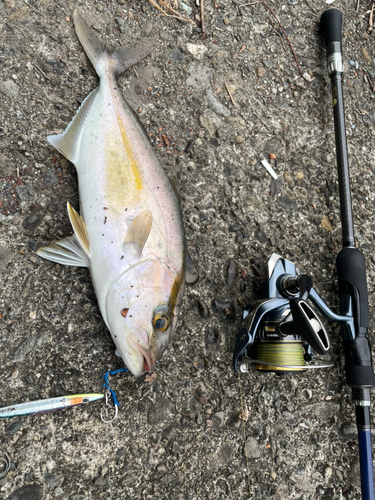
[
  {"xmin": 148, "ymin": 0, "xmax": 195, "ymax": 24},
  {"xmin": 238, "ymin": 1, "xmax": 260, "ymax": 7},
  {"xmin": 33, "ymin": 62, "xmax": 50, "ymax": 80},
  {"xmin": 259, "ymin": 0, "xmax": 303, "ymax": 77},
  {"xmin": 225, "ymin": 81, "xmax": 237, "ymax": 108},
  {"xmin": 269, "ymin": 23, "xmax": 287, "ymax": 52},
  {"xmin": 58, "ymin": 55, "xmax": 69, "ymax": 69},
  {"xmin": 200, "ymin": 0, "xmax": 205, "ymax": 34},
  {"xmin": 134, "ymin": 15, "xmax": 143, "ymax": 27},
  {"xmin": 369, "ymin": 1, "xmax": 374, "ymax": 32},
  {"xmin": 132, "ymin": 66, "xmax": 139, "ymax": 78},
  {"xmin": 148, "ymin": 0, "xmax": 168, "ymax": 15}
]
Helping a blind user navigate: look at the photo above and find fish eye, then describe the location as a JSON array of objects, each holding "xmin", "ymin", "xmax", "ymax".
[{"xmin": 153, "ymin": 312, "xmax": 171, "ymax": 332}]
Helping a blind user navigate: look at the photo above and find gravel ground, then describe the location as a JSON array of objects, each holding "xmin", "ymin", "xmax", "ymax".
[{"xmin": 1, "ymin": 0, "xmax": 375, "ymax": 499}]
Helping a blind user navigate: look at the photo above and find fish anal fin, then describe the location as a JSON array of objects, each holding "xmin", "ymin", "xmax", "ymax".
[
  {"xmin": 47, "ymin": 88, "xmax": 98, "ymax": 164},
  {"xmin": 67, "ymin": 203, "xmax": 90, "ymax": 257},
  {"xmin": 37, "ymin": 235, "xmax": 89, "ymax": 267},
  {"xmin": 124, "ymin": 210, "xmax": 153, "ymax": 256}
]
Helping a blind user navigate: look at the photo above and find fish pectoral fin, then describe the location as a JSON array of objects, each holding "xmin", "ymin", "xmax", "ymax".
[
  {"xmin": 67, "ymin": 202, "xmax": 90, "ymax": 257},
  {"xmin": 169, "ymin": 178, "xmax": 182, "ymax": 205},
  {"xmin": 124, "ymin": 210, "xmax": 153, "ymax": 256},
  {"xmin": 37, "ymin": 235, "xmax": 90, "ymax": 267},
  {"xmin": 47, "ymin": 88, "xmax": 98, "ymax": 165}
]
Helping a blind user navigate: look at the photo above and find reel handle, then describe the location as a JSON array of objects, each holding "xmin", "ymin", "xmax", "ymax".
[{"xmin": 321, "ymin": 8, "xmax": 342, "ymax": 47}]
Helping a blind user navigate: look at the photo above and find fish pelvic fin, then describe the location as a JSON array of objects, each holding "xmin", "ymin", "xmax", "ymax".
[
  {"xmin": 37, "ymin": 235, "xmax": 89, "ymax": 267},
  {"xmin": 73, "ymin": 9, "xmax": 155, "ymax": 78},
  {"xmin": 47, "ymin": 88, "xmax": 98, "ymax": 164},
  {"xmin": 124, "ymin": 210, "xmax": 153, "ymax": 256},
  {"xmin": 67, "ymin": 202, "xmax": 91, "ymax": 258}
]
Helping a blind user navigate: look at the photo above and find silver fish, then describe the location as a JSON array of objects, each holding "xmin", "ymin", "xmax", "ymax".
[{"xmin": 37, "ymin": 10, "xmax": 185, "ymax": 376}]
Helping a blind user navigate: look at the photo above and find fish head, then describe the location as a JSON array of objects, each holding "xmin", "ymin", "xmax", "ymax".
[{"xmin": 105, "ymin": 257, "xmax": 184, "ymax": 376}]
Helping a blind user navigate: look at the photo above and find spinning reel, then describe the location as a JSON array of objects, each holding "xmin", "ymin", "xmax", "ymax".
[{"xmin": 234, "ymin": 253, "xmax": 350, "ymax": 374}]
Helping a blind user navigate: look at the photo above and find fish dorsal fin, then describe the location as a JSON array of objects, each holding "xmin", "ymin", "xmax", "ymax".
[
  {"xmin": 37, "ymin": 235, "xmax": 89, "ymax": 267},
  {"xmin": 124, "ymin": 210, "xmax": 153, "ymax": 256},
  {"xmin": 47, "ymin": 88, "xmax": 98, "ymax": 164},
  {"xmin": 67, "ymin": 202, "xmax": 90, "ymax": 257},
  {"xmin": 73, "ymin": 9, "xmax": 155, "ymax": 78}
]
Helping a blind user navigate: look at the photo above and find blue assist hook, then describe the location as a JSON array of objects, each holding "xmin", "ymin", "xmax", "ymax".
[{"xmin": 102, "ymin": 368, "xmax": 128, "ymax": 407}]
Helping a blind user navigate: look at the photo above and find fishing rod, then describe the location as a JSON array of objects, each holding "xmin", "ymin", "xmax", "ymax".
[
  {"xmin": 321, "ymin": 8, "xmax": 375, "ymax": 499},
  {"xmin": 232, "ymin": 8, "xmax": 375, "ymax": 499}
]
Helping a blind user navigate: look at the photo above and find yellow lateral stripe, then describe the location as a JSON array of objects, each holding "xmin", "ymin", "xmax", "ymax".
[{"xmin": 116, "ymin": 111, "xmax": 143, "ymax": 192}]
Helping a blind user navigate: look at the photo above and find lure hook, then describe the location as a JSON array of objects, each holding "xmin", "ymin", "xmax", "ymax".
[{"xmin": 100, "ymin": 389, "xmax": 118, "ymax": 424}]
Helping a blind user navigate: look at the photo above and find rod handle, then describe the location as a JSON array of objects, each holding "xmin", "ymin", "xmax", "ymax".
[
  {"xmin": 336, "ymin": 247, "xmax": 369, "ymax": 329},
  {"xmin": 321, "ymin": 8, "xmax": 342, "ymax": 47}
]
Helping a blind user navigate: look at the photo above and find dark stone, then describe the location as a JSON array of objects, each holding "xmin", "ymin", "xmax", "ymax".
[
  {"xmin": 254, "ymin": 227, "xmax": 268, "ymax": 244},
  {"xmin": 211, "ymin": 298, "xmax": 236, "ymax": 323},
  {"xmin": 212, "ymin": 411, "xmax": 225, "ymax": 429},
  {"xmin": 43, "ymin": 169, "xmax": 58, "ymax": 187},
  {"xmin": 161, "ymin": 425, "xmax": 177, "ymax": 443},
  {"xmin": 6, "ymin": 484, "xmax": 42, "ymax": 500},
  {"xmin": 23, "ymin": 214, "xmax": 42, "ymax": 231},
  {"xmin": 147, "ymin": 397, "xmax": 173, "ymax": 425},
  {"xmin": 169, "ymin": 49, "xmax": 185, "ymax": 64},
  {"xmin": 209, "ymin": 138, "xmax": 220, "ymax": 147},
  {"xmin": 269, "ymin": 178, "xmax": 283, "ymax": 197},
  {"xmin": 278, "ymin": 196, "xmax": 297, "ymax": 212},
  {"xmin": 339, "ymin": 422, "xmax": 357, "ymax": 440},
  {"xmin": 361, "ymin": 243, "xmax": 373, "ymax": 253},
  {"xmin": 185, "ymin": 250, "xmax": 199, "ymax": 284},
  {"xmin": 43, "ymin": 472, "xmax": 63, "ymax": 488},
  {"xmin": 185, "ymin": 139, "xmax": 195, "ymax": 153},
  {"xmin": 27, "ymin": 241, "xmax": 38, "ymax": 251},
  {"xmin": 226, "ymin": 259, "xmax": 237, "ymax": 286},
  {"xmin": 197, "ymin": 300, "xmax": 209, "ymax": 319},
  {"xmin": 93, "ymin": 475, "xmax": 109, "ymax": 488},
  {"xmin": 228, "ymin": 224, "xmax": 241, "ymax": 232},
  {"xmin": 25, "ymin": 374, "xmax": 35, "ymax": 384},
  {"xmin": 205, "ymin": 327, "xmax": 220, "ymax": 349},
  {"xmin": 5, "ymin": 422, "xmax": 22, "ymax": 434},
  {"xmin": 54, "ymin": 103, "xmax": 63, "ymax": 110}
]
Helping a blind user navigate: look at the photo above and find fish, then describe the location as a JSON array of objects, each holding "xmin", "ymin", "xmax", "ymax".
[
  {"xmin": 37, "ymin": 10, "xmax": 185, "ymax": 377},
  {"xmin": 0, "ymin": 394, "xmax": 104, "ymax": 418}
]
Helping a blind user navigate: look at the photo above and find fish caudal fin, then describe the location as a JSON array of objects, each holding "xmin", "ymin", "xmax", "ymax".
[
  {"xmin": 37, "ymin": 235, "xmax": 89, "ymax": 267},
  {"xmin": 73, "ymin": 9, "xmax": 155, "ymax": 78},
  {"xmin": 47, "ymin": 88, "xmax": 98, "ymax": 164}
]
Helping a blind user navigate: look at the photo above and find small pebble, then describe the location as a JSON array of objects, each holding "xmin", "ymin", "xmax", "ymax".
[{"xmin": 236, "ymin": 136, "xmax": 244, "ymax": 144}]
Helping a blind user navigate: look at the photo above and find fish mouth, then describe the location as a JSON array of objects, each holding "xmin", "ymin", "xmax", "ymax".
[{"xmin": 129, "ymin": 328, "xmax": 155, "ymax": 373}]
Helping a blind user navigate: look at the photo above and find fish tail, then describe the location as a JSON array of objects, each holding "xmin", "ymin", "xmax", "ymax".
[{"xmin": 73, "ymin": 10, "xmax": 155, "ymax": 78}]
